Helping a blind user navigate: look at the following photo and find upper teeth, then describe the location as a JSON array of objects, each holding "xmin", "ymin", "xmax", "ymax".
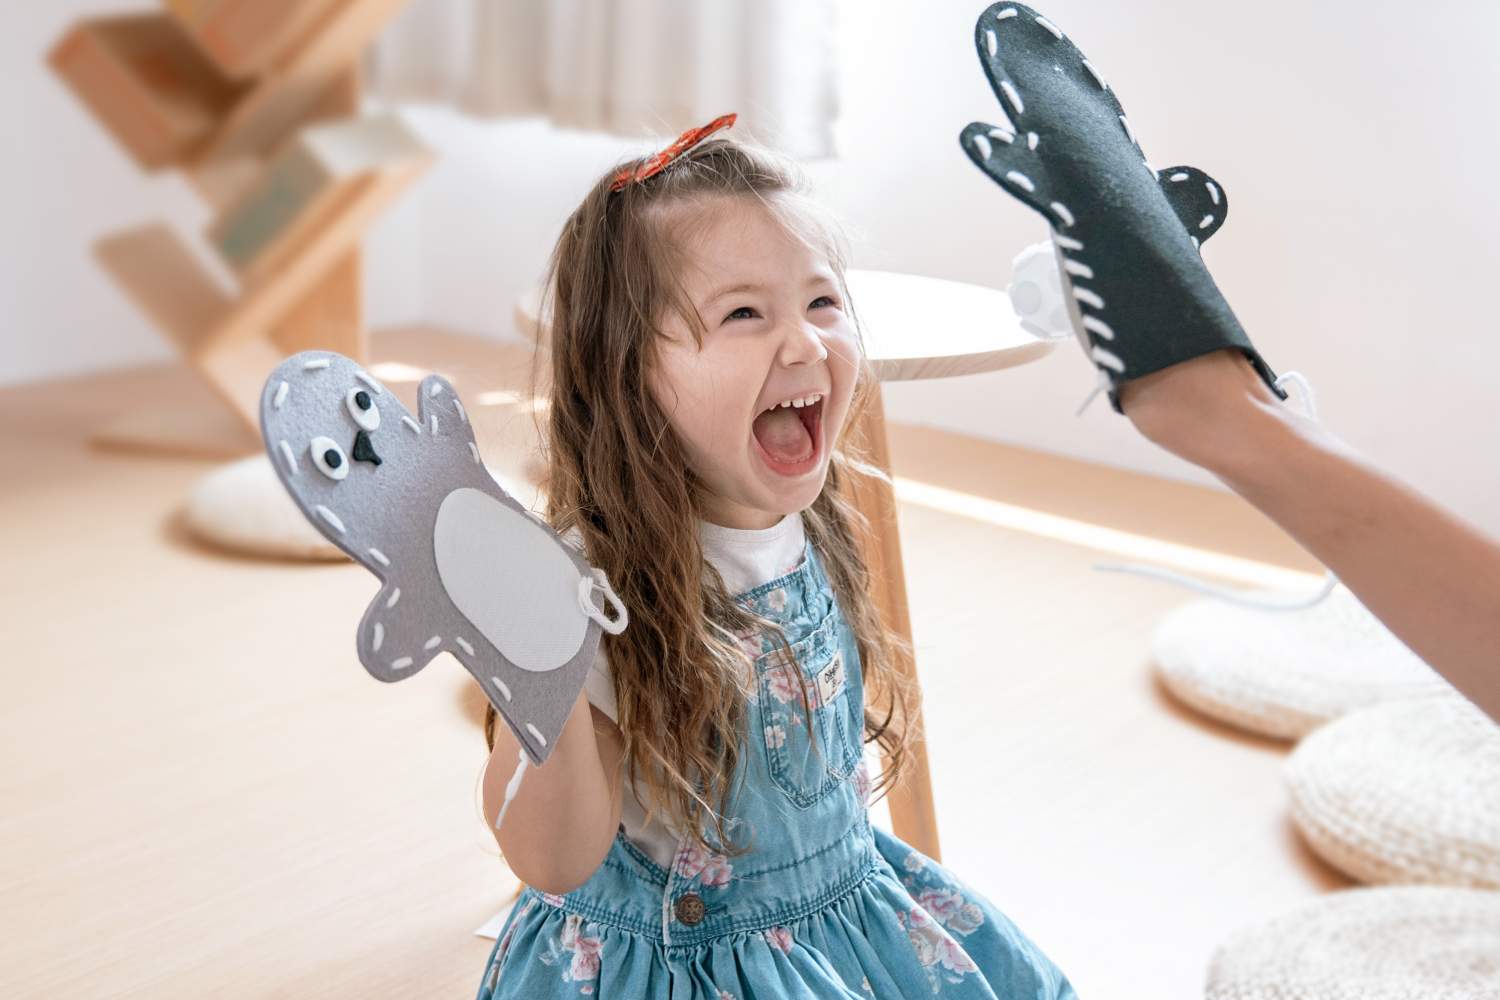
[{"xmin": 772, "ymin": 393, "xmax": 822, "ymax": 410}]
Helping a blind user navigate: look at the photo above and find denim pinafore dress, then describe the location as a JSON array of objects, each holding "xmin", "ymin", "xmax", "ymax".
[{"xmin": 477, "ymin": 541, "xmax": 1078, "ymax": 999}]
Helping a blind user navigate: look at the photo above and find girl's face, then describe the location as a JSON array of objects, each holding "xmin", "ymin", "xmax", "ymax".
[{"xmin": 650, "ymin": 196, "xmax": 861, "ymax": 530}]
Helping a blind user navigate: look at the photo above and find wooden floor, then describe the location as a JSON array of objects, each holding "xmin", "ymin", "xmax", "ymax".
[{"xmin": 0, "ymin": 329, "xmax": 1349, "ymax": 999}]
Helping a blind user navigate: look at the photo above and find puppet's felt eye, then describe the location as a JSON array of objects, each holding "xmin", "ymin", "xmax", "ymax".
[
  {"xmin": 346, "ymin": 387, "xmax": 380, "ymax": 431},
  {"xmin": 310, "ymin": 436, "xmax": 349, "ymax": 480}
]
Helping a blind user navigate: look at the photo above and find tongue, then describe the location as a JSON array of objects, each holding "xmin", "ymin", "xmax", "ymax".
[{"xmin": 752, "ymin": 407, "xmax": 813, "ymax": 464}]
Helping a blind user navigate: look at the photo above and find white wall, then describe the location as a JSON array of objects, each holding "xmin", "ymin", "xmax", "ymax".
[{"xmin": 9, "ymin": 0, "xmax": 1500, "ymax": 536}]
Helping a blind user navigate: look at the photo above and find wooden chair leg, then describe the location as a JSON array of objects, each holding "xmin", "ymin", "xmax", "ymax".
[{"xmin": 847, "ymin": 382, "xmax": 943, "ymax": 861}]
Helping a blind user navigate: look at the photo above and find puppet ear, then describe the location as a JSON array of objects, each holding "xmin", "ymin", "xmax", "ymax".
[
  {"xmin": 1157, "ymin": 165, "xmax": 1229, "ymax": 245},
  {"xmin": 959, "ymin": 121, "xmax": 1068, "ymax": 228}
]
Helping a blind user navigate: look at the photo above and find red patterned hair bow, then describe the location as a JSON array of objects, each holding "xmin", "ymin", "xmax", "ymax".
[{"xmin": 609, "ymin": 113, "xmax": 738, "ymax": 193}]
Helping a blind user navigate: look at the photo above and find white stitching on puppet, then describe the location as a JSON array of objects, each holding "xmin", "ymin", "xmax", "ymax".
[
  {"xmin": 989, "ymin": 127, "xmax": 1015, "ymax": 142},
  {"xmin": 1082, "ymin": 315, "xmax": 1116, "ymax": 341},
  {"xmin": 316, "ymin": 505, "xmax": 345, "ymax": 533},
  {"xmin": 386, "ymin": 587, "xmax": 401, "ymax": 609},
  {"xmin": 278, "ymin": 440, "xmax": 297, "ymax": 474},
  {"xmin": 1191, "ymin": 236, "xmax": 1201, "ymax": 249},
  {"xmin": 391, "ymin": 657, "xmax": 414, "ymax": 670},
  {"xmin": 1027, "ymin": 131, "xmax": 1039, "ymax": 150},
  {"xmin": 1091, "ymin": 346, "xmax": 1126, "ymax": 373},
  {"xmin": 1083, "ymin": 60, "xmax": 1108, "ymax": 91},
  {"xmin": 1006, "ymin": 170, "xmax": 1036, "ymax": 193},
  {"xmin": 974, "ymin": 134, "xmax": 993, "ymax": 160},
  {"xmin": 1035, "ymin": 15, "xmax": 1062, "ymax": 38},
  {"xmin": 428, "ymin": 382, "xmax": 444, "ymax": 397},
  {"xmin": 303, "ymin": 358, "xmax": 330, "ymax": 371},
  {"xmin": 424, "ymin": 635, "xmax": 442, "ymax": 651},
  {"xmin": 1000, "ymin": 80, "xmax": 1025, "ymax": 115},
  {"xmin": 453, "ymin": 399, "xmax": 467, "ymax": 423},
  {"xmin": 1063, "ymin": 258, "xmax": 1094, "ymax": 279},
  {"xmin": 1119, "ymin": 115, "xmax": 1137, "ymax": 146},
  {"xmin": 1055, "ymin": 234, "xmax": 1084, "ymax": 251},
  {"xmin": 1073, "ymin": 287, "xmax": 1105, "ymax": 309},
  {"xmin": 402, "ymin": 415, "xmax": 422, "ymax": 434},
  {"xmin": 273, "ymin": 381, "xmax": 289, "ymax": 409},
  {"xmin": 489, "ymin": 675, "xmax": 512, "ymax": 701},
  {"xmin": 455, "ymin": 636, "xmax": 475, "ymax": 657},
  {"xmin": 368, "ymin": 547, "xmax": 390, "ymax": 567},
  {"xmin": 1206, "ymin": 180, "xmax": 1221, "ymax": 205},
  {"xmin": 1050, "ymin": 201, "xmax": 1075, "ymax": 227},
  {"xmin": 1170, "ymin": 171, "xmax": 1189, "ymax": 182},
  {"xmin": 995, "ymin": 7, "xmax": 1018, "ymax": 21},
  {"xmin": 373, "ymin": 622, "xmax": 384, "ymax": 652},
  {"xmin": 468, "ymin": 442, "xmax": 481, "ymax": 465},
  {"xmin": 1199, "ymin": 214, "xmax": 1215, "ymax": 230},
  {"xmin": 526, "ymin": 724, "xmax": 547, "ymax": 746},
  {"xmin": 428, "ymin": 414, "xmax": 439, "ymax": 434},
  {"xmin": 986, "ymin": 27, "xmax": 998, "ymax": 56},
  {"xmin": 355, "ymin": 371, "xmax": 384, "ymax": 393}
]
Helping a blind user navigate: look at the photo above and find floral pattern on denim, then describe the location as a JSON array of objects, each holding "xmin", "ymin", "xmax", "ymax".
[
  {"xmin": 674, "ymin": 840, "xmax": 734, "ymax": 889},
  {"xmin": 538, "ymin": 913, "xmax": 604, "ymax": 995},
  {"xmin": 895, "ymin": 848, "xmax": 991, "ymax": 992}
]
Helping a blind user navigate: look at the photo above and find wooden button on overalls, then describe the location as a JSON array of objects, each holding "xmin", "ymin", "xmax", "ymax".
[{"xmin": 674, "ymin": 892, "xmax": 705, "ymax": 926}]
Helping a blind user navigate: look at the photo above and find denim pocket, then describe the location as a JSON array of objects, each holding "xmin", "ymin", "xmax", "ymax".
[{"xmin": 754, "ymin": 605, "xmax": 863, "ymax": 809}]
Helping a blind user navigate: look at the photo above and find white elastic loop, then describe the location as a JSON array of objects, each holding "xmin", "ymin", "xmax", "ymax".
[
  {"xmin": 493, "ymin": 747, "xmax": 529, "ymax": 831},
  {"xmin": 1095, "ymin": 371, "xmax": 1338, "ymax": 611},
  {"xmin": 1273, "ymin": 370, "xmax": 1319, "ymax": 422},
  {"xmin": 1094, "ymin": 561, "xmax": 1341, "ymax": 611},
  {"xmin": 578, "ymin": 568, "xmax": 629, "ymax": 635},
  {"xmin": 1074, "ymin": 368, "xmax": 1111, "ymax": 417}
]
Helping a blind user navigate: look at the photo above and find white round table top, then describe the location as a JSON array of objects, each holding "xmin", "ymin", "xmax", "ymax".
[{"xmin": 513, "ymin": 268, "xmax": 1054, "ymax": 382}]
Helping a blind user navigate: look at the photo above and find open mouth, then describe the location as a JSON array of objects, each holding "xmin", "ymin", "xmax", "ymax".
[{"xmin": 750, "ymin": 393, "xmax": 824, "ymax": 477}]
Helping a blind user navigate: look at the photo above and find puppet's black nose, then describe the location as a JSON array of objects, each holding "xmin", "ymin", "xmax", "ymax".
[{"xmin": 352, "ymin": 429, "xmax": 382, "ymax": 466}]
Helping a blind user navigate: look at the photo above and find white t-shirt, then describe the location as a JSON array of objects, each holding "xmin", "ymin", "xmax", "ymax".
[{"xmin": 574, "ymin": 513, "xmax": 808, "ymax": 870}]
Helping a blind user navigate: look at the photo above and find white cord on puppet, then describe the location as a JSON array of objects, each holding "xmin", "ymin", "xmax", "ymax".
[
  {"xmin": 494, "ymin": 748, "xmax": 530, "ymax": 831},
  {"xmin": 1091, "ymin": 369, "xmax": 1342, "ymax": 611}
]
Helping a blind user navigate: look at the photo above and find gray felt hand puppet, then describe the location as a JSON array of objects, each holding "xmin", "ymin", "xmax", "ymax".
[
  {"xmin": 958, "ymin": 2, "xmax": 1289, "ymax": 415},
  {"xmin": 259, "ymin": 351, "xmax": 627, "ymax": 770}
]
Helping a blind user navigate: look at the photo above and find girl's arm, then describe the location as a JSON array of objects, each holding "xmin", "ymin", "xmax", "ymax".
[
  {"xmin": 481, "ymin": 687, "xmax": 625, "ymax": 894},
  {"xmin": 1119, "ymin": 348, "xmax": 1500, "ymax": 723}
]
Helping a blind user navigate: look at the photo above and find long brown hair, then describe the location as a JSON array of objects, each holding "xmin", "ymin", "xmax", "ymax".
[{"xmin": 484, "ymin": 135, "xmax": 914, "ymax": 855}]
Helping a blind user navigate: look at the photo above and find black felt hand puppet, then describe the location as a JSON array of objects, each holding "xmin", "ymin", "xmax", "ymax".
[{"xmin": 958, "ymin": 2, "xmax": 1287, "ymax": 414}]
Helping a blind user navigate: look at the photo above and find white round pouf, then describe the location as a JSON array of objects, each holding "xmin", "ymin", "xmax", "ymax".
[
  {"xmin": 1152, "ymin": 584, "xmax": 1449, "ymax": 740},
  {"xmin": 186, "ymin": 454, "xmax": 542, "ymax": 561},
  {"xmin": 1206, "ymin": 886, "xmax": 1500, "ymax": 1000},
  {"xmin": 1286, "ymin": 694, "xmax": 1500, "ymax": 888},
  {"xmin": 186, "ymin": 454, "xmax": 345, "ymax": 560}
]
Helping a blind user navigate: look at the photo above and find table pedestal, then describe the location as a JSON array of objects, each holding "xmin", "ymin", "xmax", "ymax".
[{"xmin": 847, "ymin": 382, "xmax": 942, "ymax": 861}]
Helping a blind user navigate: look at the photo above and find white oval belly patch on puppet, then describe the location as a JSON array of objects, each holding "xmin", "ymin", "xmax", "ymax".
[{"xmin": 433, "ymin": 487, "xmax": 587, "ymax": 673}]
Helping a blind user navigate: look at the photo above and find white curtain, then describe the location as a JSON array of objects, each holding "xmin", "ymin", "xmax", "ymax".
[{"xmin": 366, "ymin": 0, "xmax": 839, "ymax": 159}]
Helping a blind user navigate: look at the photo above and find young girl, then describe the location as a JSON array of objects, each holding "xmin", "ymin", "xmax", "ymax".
[{"xmin": 474, "ymin": 118, "xmax": 1078, "ymax": 998}]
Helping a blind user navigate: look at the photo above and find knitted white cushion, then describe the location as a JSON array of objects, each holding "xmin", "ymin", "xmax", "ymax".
[
  {"xmin": 1152, "ymin": 585, "xmax": 1449, "ymax": 740},
  {"xmin": 1206, "ymin": 886, "xmax": 1500, "ymax": 1000},
  {"xmin": 185, "ymin": 455, "xmax": 537, "ymax": 562},
  {"xmin": 1286, "ymin": 694, "xmax": 1500, "ymax": 888},
  {"xmin": 185, "ymin": 455, "xmax": 344, "ymax": 560}
]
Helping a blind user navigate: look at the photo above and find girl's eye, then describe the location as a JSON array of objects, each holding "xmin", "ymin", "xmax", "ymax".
[
  {"xmin": 811, "ymin": 295, "xmax": 839, "ymax": 310},
  {"xmin": 724, "ymin": 306, "xmax": 758, "ymax": 323}
]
